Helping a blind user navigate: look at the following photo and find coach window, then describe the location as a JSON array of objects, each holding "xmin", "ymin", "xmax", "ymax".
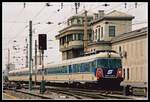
[{"xmin": 127, "ymin": 68, "xmax": 129, "ymax": 80}]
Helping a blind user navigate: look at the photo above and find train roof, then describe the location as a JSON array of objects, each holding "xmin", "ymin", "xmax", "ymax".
[
  {"xmin": 9, "ymin": 51, "xmax": 121, "ymax": 73},
  {"xmin": 62, "ymin": 51, "xmax": 120, "ymax": 65}
]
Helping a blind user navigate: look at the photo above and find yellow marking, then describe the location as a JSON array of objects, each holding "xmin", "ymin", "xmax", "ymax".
[{"xmin": 3, "ymin": 93, "xmax": 17, "ymax": 99}]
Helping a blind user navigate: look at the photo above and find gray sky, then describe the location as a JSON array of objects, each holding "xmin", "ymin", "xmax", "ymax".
[{"xmin": 2, "ymin": 2, "xmax": 148, "ymax": 70}]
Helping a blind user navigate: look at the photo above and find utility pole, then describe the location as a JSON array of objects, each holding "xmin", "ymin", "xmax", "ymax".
[
  {"xmin": 35, "ymin": 40, "xmax": 37, "ymax": 85},
  {"xmin": 29, "ymin": 20, "xmax": 32, "ymax": 91},
  {"xmin": 83, "ymin": 10, "xmax": 88, "ymax": 53},
  {"xmin": 75, "ymin": 2, "xmax": 80, "ymax": 14},
  {"xmin": 25, "ymin": 39, "xmax": 28, "ymax": 68},
  {"xmin": 39, "ymin": 50, "xmax": 42, "ymax": 65},
  {"xmin": 75, "ymin": 3, "xmax": 78, "ymax": 14},
  {"xmin": 7, "ymin": 48, "xmax": 10, "ymax": 74},
  {"xmin": 42, "ymin": 50, "xmax": 44, "ymax": 81}
]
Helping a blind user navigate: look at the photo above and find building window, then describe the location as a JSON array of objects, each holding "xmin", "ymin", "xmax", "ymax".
[
  {"xmin": 74, "ymin": 34, "xmax": 77, "ymax": 40},
  {"xmin": 92, "ymin": 30, "xmax": 94, "ymax": 40},
  {"xmin": 60, "ymin": 38, "xmax": 63, "ymax": 45},
  {"xmin": 101, "ymin": 27, "xmax": 103, "ymax": 38},
  {"xmin": 77, "ymin": 18, "xmax": 81, "ymax": 24},
  {"xmin": 88, "ymin": 33, "xmax": 92, "ymax": 41},
  {"xmin": 95, "ymin": 29, "xmax": 97, "ymax": 40},
  {"xmin": 127, "ymin": 68, "xmax": 129, "ymax": 80},
  {"xmin": 119, "ymin": 46, "xmax": 121, "ymax": 52},
  {"xmin": 67, "ymin": 34, "xmax": 73, "ymax": 42},
  {"xmin": 78, "ymin": 33, "xmax": 83, "ymax": 40},
  {"xmin": 98, "ymin": 28, "xmax": 100, "ymax": 41},
  {"xmin": 109, "ymin": 26, "xmax": 115, "ymax": 37}
]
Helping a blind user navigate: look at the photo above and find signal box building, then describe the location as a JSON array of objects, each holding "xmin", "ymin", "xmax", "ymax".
[{"xmin": 56, "ymin": 14, "xmax": 93, "ymax": 60}]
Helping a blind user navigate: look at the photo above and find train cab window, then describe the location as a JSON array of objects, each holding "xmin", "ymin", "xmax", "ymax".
[{"xmin": 127, "ymin": 68, "xmax": 129, "ymax": 80}]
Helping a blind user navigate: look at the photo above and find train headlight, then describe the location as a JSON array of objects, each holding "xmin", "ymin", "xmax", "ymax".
[
  {"xmin": 96, "ymin": 68, "xmax": 103, "ymax": 80},
  {"xmin": 117, "ymin": 68, "xmax": 122, "ymax": 78}
]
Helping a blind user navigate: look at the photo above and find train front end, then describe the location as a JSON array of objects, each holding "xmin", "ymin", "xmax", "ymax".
[{"xmin": 95, "ymin": 58, "xmax": 124, "ymax": 87}]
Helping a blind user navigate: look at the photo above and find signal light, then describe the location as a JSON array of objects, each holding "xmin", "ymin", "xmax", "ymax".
[{"xmin": 38, "ymin": 34, "xmax": 47, "ymax": 50}]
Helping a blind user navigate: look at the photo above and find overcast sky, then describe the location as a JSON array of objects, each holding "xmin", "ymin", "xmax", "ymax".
[{"xmin": 2, "ymin": 2, "xmax": 148, "ymax": 70}]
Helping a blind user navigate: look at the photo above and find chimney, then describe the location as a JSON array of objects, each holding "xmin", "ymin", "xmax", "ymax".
[
  {"xmin": 98, "ymin": 10, "xmax": 104, "ymax": 19},
  {"xmin": 93, "ymin": 13, "xmax": 98, "ymax": 20}
]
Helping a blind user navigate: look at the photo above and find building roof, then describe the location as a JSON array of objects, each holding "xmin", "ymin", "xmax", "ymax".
[
  {"xmin": 105, "ymin": 10, "xmax": 134, "ymax": 18},
  {"xmin": 91, "ymin": 10, "xmax": 134, "ymax": 25},
  {"xmin": 68, "ymin": 14, "xmax": 93, "ymax": 20},
  {"xmin": 111, "ymin": 27, "xmax": 148, "ymax": 43}
]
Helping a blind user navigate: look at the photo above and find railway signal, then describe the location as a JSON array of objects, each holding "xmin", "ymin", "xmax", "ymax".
[
  {"xmin": 38, "ymin": 34, "xmax": 47, "ymax": 50},
  {"xmin": 38, "ymin": 34, "xmax": 47, "ymax": 94}
]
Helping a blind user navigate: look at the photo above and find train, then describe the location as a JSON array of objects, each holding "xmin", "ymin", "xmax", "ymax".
[{"xmin": 8, "ymin": 50, "xmax": 124, "ymax": 88}]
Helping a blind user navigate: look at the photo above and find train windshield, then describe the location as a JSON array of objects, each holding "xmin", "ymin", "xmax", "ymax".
[{"xmin": 97, "ymin": 58, "xmax": 122, "ymax": 69}]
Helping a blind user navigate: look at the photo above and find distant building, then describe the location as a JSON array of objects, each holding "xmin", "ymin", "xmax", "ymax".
[{"xmin": 56, "ymin": 14, "xmax": 93, "ymax": 60}]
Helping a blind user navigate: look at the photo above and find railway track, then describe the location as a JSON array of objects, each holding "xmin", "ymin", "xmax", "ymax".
[
  {"xmin": 45, "ymin": 86, "xmax": 132, "ymax": 99},
  {"xmin": 3, "ymin": 89, "xmax": 52, "ymax": 99},
  {"xmin": 3, "ymin": 83, "xmax": 134, "ymax": 99}
]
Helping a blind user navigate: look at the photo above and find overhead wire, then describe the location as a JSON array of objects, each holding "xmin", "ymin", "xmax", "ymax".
[
  {"xmin": 31, "ymin": 4, "xmax": 46, "ymax": 21},
  {"xmin": 5, "ymin": 6, "xmax": 25, "ymax": 36},
  {"xmin": 6, "ymin": 25, "xmax": 28, "ymax": 47}
]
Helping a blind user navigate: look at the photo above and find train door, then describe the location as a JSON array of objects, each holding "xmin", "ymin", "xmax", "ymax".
[{"xmin": 68, "ymin": 65, "xmax": 72, "ymax": 82}]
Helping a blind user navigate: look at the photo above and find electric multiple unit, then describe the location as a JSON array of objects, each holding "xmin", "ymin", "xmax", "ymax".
[{"xmin": 9, "ymin": 50, "xmax": 123, "ymax": 87}]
